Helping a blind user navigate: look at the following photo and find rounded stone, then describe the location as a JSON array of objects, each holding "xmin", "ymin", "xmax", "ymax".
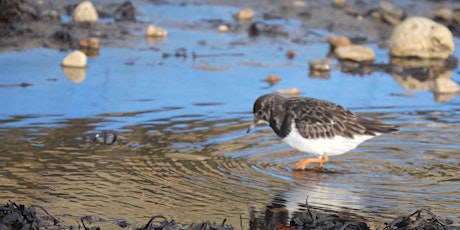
[
  {"xmin": 79, "ymin": 37, "xmax": 100, "ymax": 49},
  {"xmin": 61, "ymin": 50, "xmax": 87, "ymax": 68},
  {"xmin": 217, "ymin": 24, "xmax": 229, "ymax": 32},
  {"xmin": 335, "ymin": 45, "xmax": 375, "ymax": 62},
  {"xmin": 333, "ymin": 0, "xmax": 347, "ymax": 8},
  {"xmin": 146, "ymin": 25, "xmax": 168, "ymax": 37},
  {"xmin": 389, "ymin": 17, "xmax": 454, "ymax": 59},
  {"xmin": 434, "ymin": 8, "xmax": 453, "ymax": 21},
  {"xmin": 266, "ymin": 74, "xmax": 281, "ymax": 86},
  {"xmin": 378, "ymin": 1, "xmax": 405, "ymax": 25},
  {"xmin": 292, "ymin": 1, "xmax": 308, "ymax": 8},
  {"xmin": 276, "ymin": 88, "xmax": 300, "ymax": 97},
  {"xmin": 235, "ymin": 8, "xmax": 254, "ymax": 22},
  {"xmin": 73, "ymin": 1, "xmax": 98, "ymax": 23},
  {"xmin": 327, "ymin": 35, "xmax": 352, "ymax": 50},
  {"xmin": 309, "ymin": 58, "xmax": 331, "ymax": 71}
]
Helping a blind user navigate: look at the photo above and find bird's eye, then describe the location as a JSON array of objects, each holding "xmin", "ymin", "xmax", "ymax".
[{"xmin": 257, "ymin": 110, "xmax": 263, "ymax": 116}]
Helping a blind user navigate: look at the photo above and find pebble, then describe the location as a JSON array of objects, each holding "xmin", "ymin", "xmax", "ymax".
[
  {"xmin": 371, "ymin": 11, "xmax": 382, "ymax": 20},
  {"xmin": 114, "ymin": 1, "xmax": 136, "ymax": 21},
  {"xmin": 389, "ymin": 17, "xmax": 454, "ymax": 59},
  {"xmin": 146, "ymin": 24, "xmax": 168, "ymax": 37},
  {"xmin": 61, "ymin": 50, "xmax": 87, "ymax": 68},
  {"xmin": 309, "ymin": 58, "xmax": 331, "ymax": 71},
  {"xmin": 335, "ymin": 45, "xmax": 375, "ymax": 62},
  {"xmin": 378, "ymin": 1, "xmax": 405, "ymax": 25},
  {"xmin": 72, "ymin": 1, "xmax": 98, "ymax": 23},
  {"xmin": 333, "ymin": 0, "xmax": 347, "ymax": 8},
  {"xmin": 265, "ymin": 74, "xmax": 281, "ymax": 86},
  {"xmin": 41, "ymin": 10, "xmax": 60, "ymax": 20},
  {"xmin": 292, "ymin": 1, "xmax": 308, "ymax": 8},
  {"xmin": 284, "ymin": 1, "xmax": 307, "ymax": 9},
  {"xmin": 79, "ymin": 37, "xmax": 100, "ymax": 49},
  {"xmin": 285, "ymin": 49, "xmax": 296, "ymax": 59},
  {"xmin": 452, "ymin": 9, "xmax": 460, "ymax": 24},
  {"xmin": 218, "ymin": 24, "xmax": 229, "ymax": 32},
  {"xmin": 235, "ymin": 8, "xmax": 254, "ymax": 22},
  {"xmin": 276, "ymin": 88, "xmax": 300, "ymax": 97},
  {"xmin": 326, "ymin": 34, "xmax": 351, "ymax": 50},
  {"xmin": 434, "ymin": 7, "xmax": 453, "ymax": 21}
]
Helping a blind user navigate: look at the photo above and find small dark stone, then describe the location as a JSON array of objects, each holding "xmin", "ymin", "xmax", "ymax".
[
  {"xmin": 92, "ymin": 132, "xmax": 117, "ymax": 145},
  {"xmin": 114, "ymin": 1, "xmax": 136, "ymax": 21}
]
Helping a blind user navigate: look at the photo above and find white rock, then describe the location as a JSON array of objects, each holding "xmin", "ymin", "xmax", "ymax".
[
  {"xmin": 61, "ymin": 50, "xmax": 87, "ymax": 68},
  {"xmin": 217, "ymin": 24, "xmax": 229, "ymax": 32},
  {"xmin": 309, "ymin": 58, "xmax": 331, "ymax": 71},
  {"xmin": 276, "ymin": 88, "xmax": 300, "ymax": 97},
  {"xmin": 73, "ymin": 1, "xmax": 98, "ymax": 23},
  {"xmin": 235, "ymin": 8, "xmax": 254, "ymax": 21},
  {"xmin": 146, "ymin": 25, "xmax": 168, "ymax": 37},
  {"xmin": 389, "ymin": 17, "xmax": 454, "ymax": 59},
  {"xmin": 335, "ymin": 45, "xmax": 375, "ymax": 62}
]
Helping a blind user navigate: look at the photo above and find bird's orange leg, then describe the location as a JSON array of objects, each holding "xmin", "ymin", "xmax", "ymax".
[{"xmin": 293, "ymin": 155, "xmax": 329, "ymax": 170}]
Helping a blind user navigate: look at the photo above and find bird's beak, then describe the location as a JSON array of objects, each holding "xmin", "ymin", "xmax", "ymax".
[{"xmin": 247, "ymin": 121, "xmax": 257, "ymax": 134}]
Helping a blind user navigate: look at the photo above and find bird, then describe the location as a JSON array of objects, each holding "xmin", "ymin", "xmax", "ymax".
[{"xmin": 247, "ymin": 94, "xmax": 398, "ymax": 170}]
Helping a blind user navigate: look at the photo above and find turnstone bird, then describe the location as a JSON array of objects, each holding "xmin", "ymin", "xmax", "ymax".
[{"xmin": 247, "ymin": 94, "xmax": 398, "ymax": 170}]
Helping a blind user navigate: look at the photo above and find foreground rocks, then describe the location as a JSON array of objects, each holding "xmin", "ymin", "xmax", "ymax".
[{"xmin": 2, "ymin": 201, "xmax": 458, "ymax": 230}]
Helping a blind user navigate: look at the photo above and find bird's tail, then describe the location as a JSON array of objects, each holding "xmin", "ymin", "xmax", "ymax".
[{"xmin": 359, "ymin": 117, "xmax": 398, "ymax": 136}]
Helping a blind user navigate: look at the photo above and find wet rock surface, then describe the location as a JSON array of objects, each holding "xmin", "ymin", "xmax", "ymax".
[{"xmin": 2, "ymin": 201, "xmax": 458, "ymax": 230}]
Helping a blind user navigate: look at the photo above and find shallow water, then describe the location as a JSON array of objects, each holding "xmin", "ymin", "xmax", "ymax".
[{"xmin": 1, "ymin": 2, "xmax": 460, "ymax": 229}]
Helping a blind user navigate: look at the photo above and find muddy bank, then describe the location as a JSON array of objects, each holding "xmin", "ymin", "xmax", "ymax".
[{"xmin": 2, "ymin": 0, "xmax": 460, "ymax": 52}]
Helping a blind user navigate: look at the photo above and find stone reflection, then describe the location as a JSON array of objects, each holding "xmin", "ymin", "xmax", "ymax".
[
  {"xmin": 390, "ymin": 56, "xmax": 459, "ymax": 102},
  {"xmin": 61, "ymin": 66, "xmax": 86, "ymax": 83}
]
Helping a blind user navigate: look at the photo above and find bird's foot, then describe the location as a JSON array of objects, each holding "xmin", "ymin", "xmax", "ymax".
[{"xmin": 293, "ymin": 156, "xmax": 329, "ymax": 170}]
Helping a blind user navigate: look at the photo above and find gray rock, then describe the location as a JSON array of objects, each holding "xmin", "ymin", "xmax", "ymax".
[
  {"xmin": 378, "ymin": 1, "xmax": 405, "ymax": 25},
  {"xmin": 389, "ymin": 17, "xmax": 454, "ymax": 59}
]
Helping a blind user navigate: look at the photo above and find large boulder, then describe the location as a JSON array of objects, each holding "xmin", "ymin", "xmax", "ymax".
[{"xmin": 389, "ymin": 17, "xmax": 454, "ymax": 59}]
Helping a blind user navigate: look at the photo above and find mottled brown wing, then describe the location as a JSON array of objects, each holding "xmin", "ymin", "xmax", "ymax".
[{"xmin": 286, "ymin": 97, "xmax": 366, "ymax": 139}]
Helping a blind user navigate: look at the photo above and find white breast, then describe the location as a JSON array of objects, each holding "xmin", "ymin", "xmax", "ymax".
[{"xmin": 282, "ymin": 122, "xmax": 377, "ymax": 157}]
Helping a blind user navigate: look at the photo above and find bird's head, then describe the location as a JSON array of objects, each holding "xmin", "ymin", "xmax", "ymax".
[{"xmin": 247, "ymin": 94, "xmax": 285, "ymax": 133}]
